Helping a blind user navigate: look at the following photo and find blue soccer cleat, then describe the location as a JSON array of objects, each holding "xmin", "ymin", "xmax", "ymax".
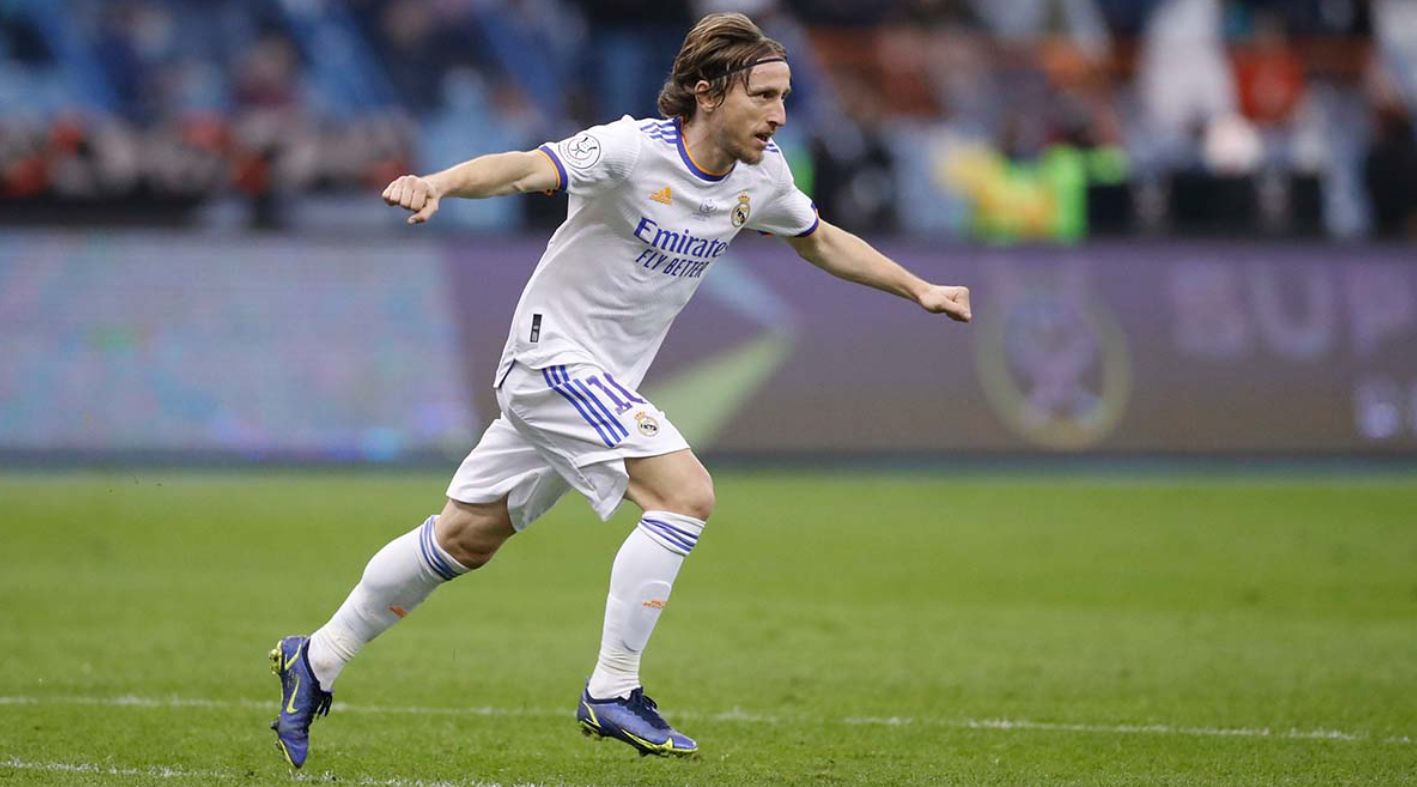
[
  {"xmin": 576, "ymin": 685, "xmax": 698, "ymax": 757},
  {"xmin": 268, "ymin": 635, "xmax": 333, "ymax": 768}
]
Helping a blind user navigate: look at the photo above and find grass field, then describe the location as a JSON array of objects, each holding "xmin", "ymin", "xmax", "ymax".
[{"xmin": 1, "ymin": 470, "xmax": 1414, "ymax": 785}]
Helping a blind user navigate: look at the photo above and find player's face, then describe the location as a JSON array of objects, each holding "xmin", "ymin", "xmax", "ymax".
[{"xmin": 711, "ymin": 61, "xmax": 791, "ymax": 165}]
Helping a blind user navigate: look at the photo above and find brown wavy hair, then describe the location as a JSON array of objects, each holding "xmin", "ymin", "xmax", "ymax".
[{"xmin": 657, "ymin": 13, "xmax": 787, "ymax": 120}]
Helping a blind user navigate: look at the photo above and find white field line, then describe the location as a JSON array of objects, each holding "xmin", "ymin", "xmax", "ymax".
[
  {"xmin": 1, "ymin": 694, "xmax": 1411, "ymax": 747},
  {"xmin": 0, "ymin": 756, "xmax": 539, "ymax": 786}
]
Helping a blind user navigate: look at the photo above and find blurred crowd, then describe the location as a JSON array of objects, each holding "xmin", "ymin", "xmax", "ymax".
[{"xmin": 1, "ymin": 0, "xmax": 1415, "ymax": 240}]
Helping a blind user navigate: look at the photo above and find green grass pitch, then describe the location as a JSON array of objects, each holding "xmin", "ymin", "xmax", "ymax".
[{"xmin": 1, "ymin": 470, "xmax": 1414, "ymax": 785}]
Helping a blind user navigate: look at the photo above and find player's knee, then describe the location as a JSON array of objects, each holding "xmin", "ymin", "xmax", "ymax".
[
  {"xmin": 664, "ymin": 470, "xmax": 715, "ymax": 522},
  {"xmin": 435, "ymin": 500, "xmax": 515, "ymax": 570}
]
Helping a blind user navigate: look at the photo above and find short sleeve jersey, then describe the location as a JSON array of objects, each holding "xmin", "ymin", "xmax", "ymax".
[{"xmin": 495, "ymin": 115, "xmax": 818, "ymax": 390}]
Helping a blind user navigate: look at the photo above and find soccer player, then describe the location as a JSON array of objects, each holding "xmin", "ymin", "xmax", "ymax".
[{"xmin": 270, "ymin": 12, "xmax": 970, "ymax": 767}]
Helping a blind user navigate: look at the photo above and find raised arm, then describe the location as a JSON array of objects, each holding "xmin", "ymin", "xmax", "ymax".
[
  {"xmin": 381, "ymin": 150, "xmax": 560, "ymax": 225},
  {"xmin": 784, "ymin": 219, "xmax": 971, "ymax": 322}
]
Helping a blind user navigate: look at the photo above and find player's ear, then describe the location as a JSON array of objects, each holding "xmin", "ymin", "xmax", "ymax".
[{"xmin": 693, "ymin": 81, "xmax": 715, "ymax": 114}]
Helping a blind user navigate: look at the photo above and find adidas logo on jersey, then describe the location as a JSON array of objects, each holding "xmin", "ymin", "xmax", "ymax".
[{"xmin": 650, "ymin": 186, "xmax": 673, "ymax": 205}]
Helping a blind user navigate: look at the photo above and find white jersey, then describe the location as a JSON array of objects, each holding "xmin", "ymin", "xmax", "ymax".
[{"xmin": 494, "ymin": 115, "xmax": 818, "ymax": 390}]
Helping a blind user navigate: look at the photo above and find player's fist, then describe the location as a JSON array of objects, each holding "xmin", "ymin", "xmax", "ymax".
[
  {"xmin": 381, "ymin": 174, "xmax": 441, "ymax": 225},
  {"xmin": 919, "ymin": 284, "xmax": 971, "ymax": 322}
]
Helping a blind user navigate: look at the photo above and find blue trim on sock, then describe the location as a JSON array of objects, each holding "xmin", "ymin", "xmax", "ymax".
[
  {"xmin": 641, "ymin": 517, "xmax": 699, "ymax": 546},
  {"xmin": 638, "ymin": 519, "xmax": 694, "ymax": 554},
  {"xmin": 419, "ymin": 517, "xmax": 459, "ymax": 581}
]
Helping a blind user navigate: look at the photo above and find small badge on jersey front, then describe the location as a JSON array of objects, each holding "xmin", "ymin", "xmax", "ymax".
[
  {"xmin": 560, "ymin": 134, "xmax": 602, "ymax": 169},
  {"xmin": 731, "ymin": 192, "xmax": 751, "ymax": 227},
  {"xmin": 634, "ymin": 411, "xmax": 660, "ymax": 437}
]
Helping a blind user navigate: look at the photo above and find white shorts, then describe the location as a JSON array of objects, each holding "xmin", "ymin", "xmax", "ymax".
[{"xmin": 445, "ymin": 360, "xmax": 689, "ymax": 529}]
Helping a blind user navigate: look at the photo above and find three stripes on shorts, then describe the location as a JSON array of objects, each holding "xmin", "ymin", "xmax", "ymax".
[{"xmin": 543, "ymin": 365, "xmax": 645, "ymax": 448}]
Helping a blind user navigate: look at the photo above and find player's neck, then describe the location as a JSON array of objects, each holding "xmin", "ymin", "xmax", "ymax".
[{"xmin": 679, "ymin": 116, "xmax": 735, "ymax": 176}]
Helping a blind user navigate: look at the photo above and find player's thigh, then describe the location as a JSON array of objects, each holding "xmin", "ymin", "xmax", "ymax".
[
  {"xmin": 624, "ymin": 449, "xmax": 714, "ymax": 520},
  {"xmin": 446, "ymin": 416, "xmax": 570, "ymax": 535}
]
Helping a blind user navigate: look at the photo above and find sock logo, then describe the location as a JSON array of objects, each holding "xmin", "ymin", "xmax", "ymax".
[
  {"xmin": 388, "ymin": 606, "xmax": 408, "ymax": 618},
  {"xmin": 642, "ymin": 599, "xmax": 667, "ymax": 609}
]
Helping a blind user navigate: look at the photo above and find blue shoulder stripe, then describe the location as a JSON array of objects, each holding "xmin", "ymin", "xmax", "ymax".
[{"xmin": 641, "ymin": 123, "xmax": 680, "ymax": 142}]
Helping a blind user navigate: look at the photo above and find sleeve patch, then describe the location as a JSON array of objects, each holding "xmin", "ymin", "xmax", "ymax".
[{"xmin": 558, "ymin": 133, "xmax": 603, "ymax": 170}]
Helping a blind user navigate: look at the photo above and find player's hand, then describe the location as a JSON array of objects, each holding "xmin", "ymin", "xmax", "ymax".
[
  {"xmin": 381, "ymin": 174, "xmax": 441, "ymax": 225},
  {"xmin": 918, "ymin": 285, "xmax": 971, "ymax": 322}
]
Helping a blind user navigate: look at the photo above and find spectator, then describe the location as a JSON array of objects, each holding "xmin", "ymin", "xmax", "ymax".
[
  {"xmin": 1134, "ymin": 0, "xmax": 1238, "ymax": 172},
  {"xmin": 1364, "ymin": 92, "xmax": 1417, "ymax": 237},
  {"xmin": 1231, "ymin": 11, "xmax": 1306, "ymax": 128}
]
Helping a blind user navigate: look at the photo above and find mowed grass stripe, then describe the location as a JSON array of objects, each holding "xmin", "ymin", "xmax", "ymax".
[
  {"xmin": 1, "ymin": 694, "xmax": 1412, "ymax": 745},
  {"xmin": 0, "ymin": 756, "xmax": 538, "ymax": 786}
]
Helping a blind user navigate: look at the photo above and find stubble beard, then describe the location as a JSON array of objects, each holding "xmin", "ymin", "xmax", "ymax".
[{"xmin": 732, "ymin": 136, "xmax": 765, "ymax": 166}]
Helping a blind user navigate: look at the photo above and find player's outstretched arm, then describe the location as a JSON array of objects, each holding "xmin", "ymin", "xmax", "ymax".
[
  {"xmin": 784, "ymin": 219, "xmax": 971, "ymax": 322},
  {"xmin": 381, "ymin": 150, "xmax": 560, "ymax": 225}
]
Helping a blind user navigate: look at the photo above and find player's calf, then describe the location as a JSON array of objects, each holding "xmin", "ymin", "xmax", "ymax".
[
  {"xmin": 271, "ymin": 507, "xmax": 493, "ymax": 768},
  {"xmin": 433, "ymin": 497, "xmax": 518, "ymax": 569}
]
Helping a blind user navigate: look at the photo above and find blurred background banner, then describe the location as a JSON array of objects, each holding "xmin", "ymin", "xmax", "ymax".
[
  {"xmin": 3, "ymin": 232, "xmax": 1412, "ymax": 460},
  {"xmin": 2, "ymin": 0, "xmax": 1415, "ymax": 462},
  {"xmin": 0, "ymin": 232, "xmax": 475, "ymax": 461}
]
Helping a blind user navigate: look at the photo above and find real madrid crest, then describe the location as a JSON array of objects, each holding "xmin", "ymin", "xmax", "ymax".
[
  {"xmin": 634, "ymin": 411, "xmax": 660, "ymax": 437},
  {"xmin": 731, "ymin": 192, "xmax": 751, "ymax": 227}
]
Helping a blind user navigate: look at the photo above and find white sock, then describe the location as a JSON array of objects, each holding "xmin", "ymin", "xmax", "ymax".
[
  {"xmin": 306, "ymin": 515, "xmax": 468, "ymax": 690},
  {"xmin": 587, "ymin": 510, "xmax": 706, "ymax": 700}
]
